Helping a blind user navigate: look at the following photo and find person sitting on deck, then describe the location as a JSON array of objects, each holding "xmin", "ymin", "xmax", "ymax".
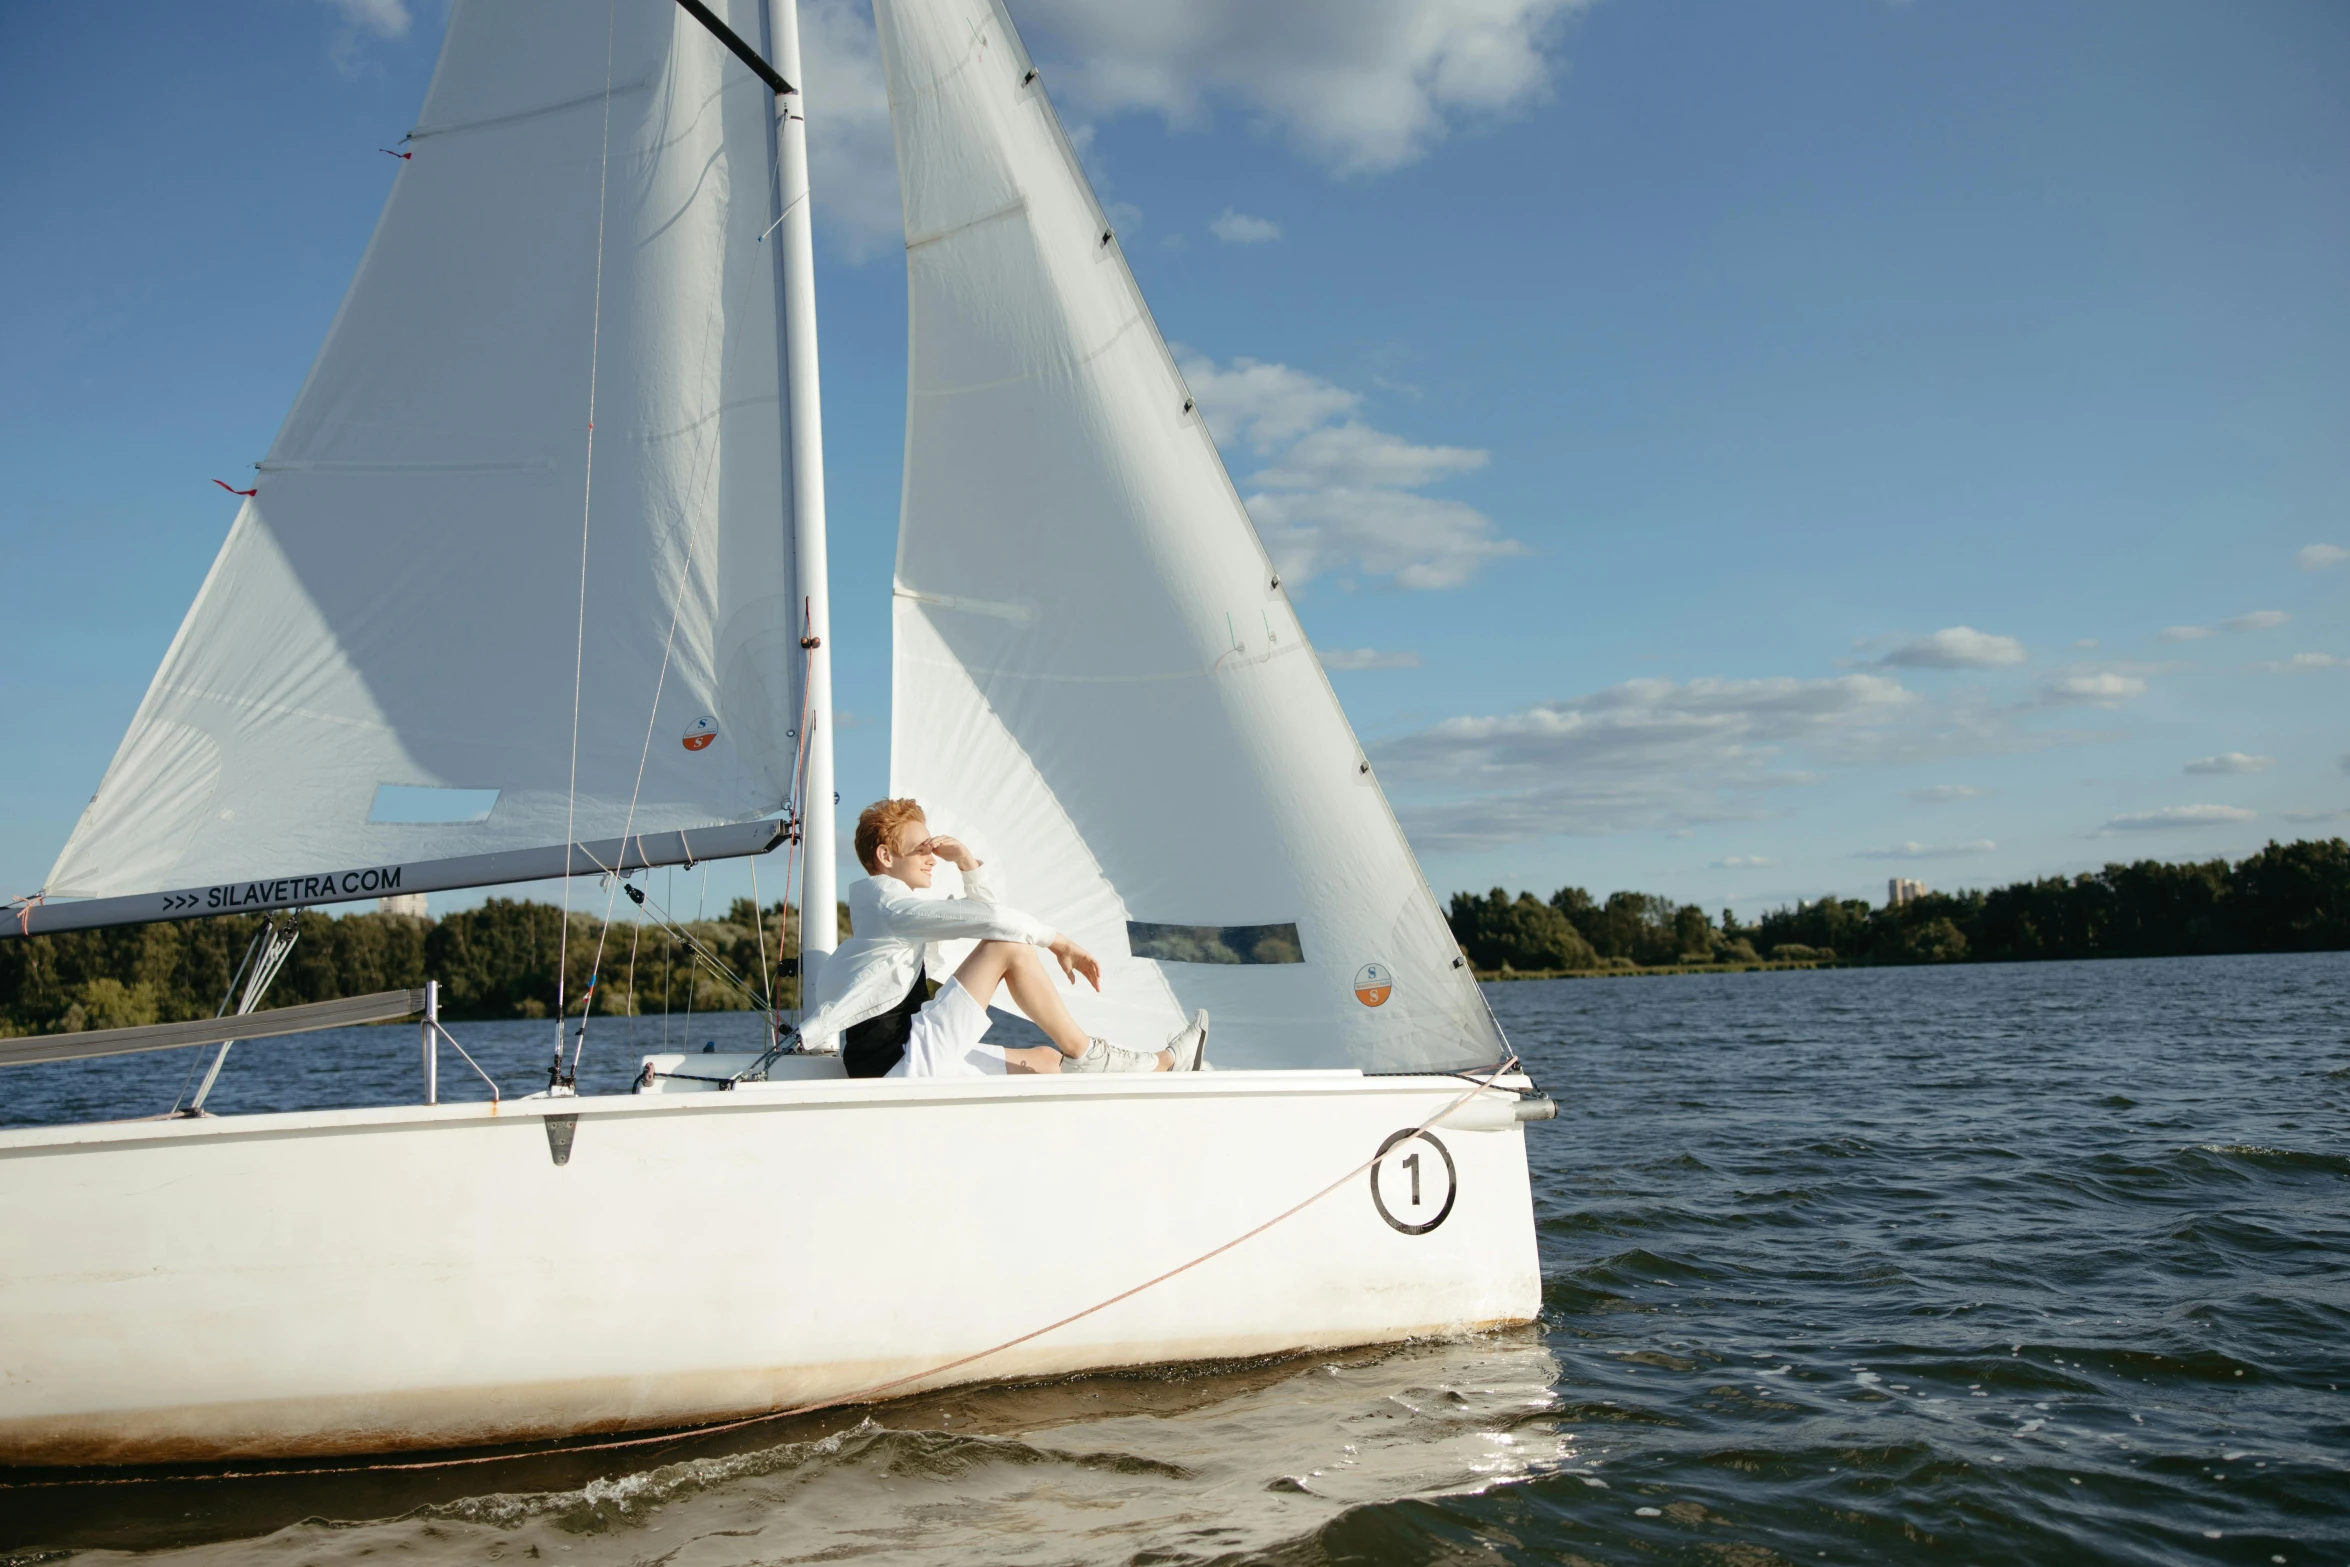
[{"xmin": 798, "ymin": 798, "xmax": 1208, "ymax": 1079}]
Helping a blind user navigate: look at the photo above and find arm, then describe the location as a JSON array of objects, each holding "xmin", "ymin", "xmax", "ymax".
[
  {"xmin": 866, "ymin": 874, "xmax": 1053, "ymax": 948},
  {"xmin": 958, "ymin": 862, "xmax": 1099, "ymax": 987},
  {"xmin": 890, "ymin": 837, "xmax": 1100, "ymax": 989}
]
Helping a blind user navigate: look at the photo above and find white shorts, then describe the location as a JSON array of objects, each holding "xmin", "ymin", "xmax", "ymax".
[{"xmin": 883, "ymin": 979, "xmax": 1005, "ymax": 1078}]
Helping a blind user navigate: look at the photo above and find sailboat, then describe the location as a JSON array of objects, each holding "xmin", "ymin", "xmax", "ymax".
[{"xmin": 0, "ymin": 0, "xmax": 1548, "ymax": 1466}]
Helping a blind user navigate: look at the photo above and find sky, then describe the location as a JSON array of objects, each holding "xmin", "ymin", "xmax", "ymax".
[{"xmin": 1, "ymin": 0, "xmax": 2345, "ymax": 926}]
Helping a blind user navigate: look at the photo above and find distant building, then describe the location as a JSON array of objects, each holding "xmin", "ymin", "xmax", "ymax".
[
  {"xmin": 379, "ymin": 893, "xmax": 429, "ymax": 919},
  {"xmin": 1887, "ymin": 878, "xmax": 1927, "ymax": 908}
]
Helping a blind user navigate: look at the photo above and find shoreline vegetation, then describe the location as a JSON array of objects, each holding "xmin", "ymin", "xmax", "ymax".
[
  {"xmin": 1447, "ymin": 837, "xmax": 2348, "ymax": 980},
  {"xmin": 2, "ymin": 838, "xmax": 2342, "ymax": 1035},
  {"xmin": 0, "ymin": 898, "xmax": 844, "ymax": 1040}
]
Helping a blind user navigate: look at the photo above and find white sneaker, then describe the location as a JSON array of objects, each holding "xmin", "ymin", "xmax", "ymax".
[
  {"xmin": 1164, "ymin": 1009, "xmax": 1209, "ymax": 1072},
  {"xmin": 1070, "ymin": 1037, "xmax": 1162, "ymax": 1072}
]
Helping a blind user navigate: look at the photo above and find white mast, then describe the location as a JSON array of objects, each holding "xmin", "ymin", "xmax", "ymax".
[{"xmin": 764, "ymin": 0, "xmax": 837, "ymax": 984}]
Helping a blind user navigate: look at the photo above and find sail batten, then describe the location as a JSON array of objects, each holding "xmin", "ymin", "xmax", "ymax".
[
  {"xmin": 876, "ymin": 0, "xmax": 1503, "ymax": 1072},
  {"xmin": 44, "ymin": 1, "xmax": 799, "ymax": 914}
]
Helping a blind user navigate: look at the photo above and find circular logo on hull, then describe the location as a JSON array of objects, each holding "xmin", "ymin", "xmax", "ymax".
[
  {"xmin": 681, "ymin": 716, "xmax": 718, "ymax": 752},
  {"xmin": 1353, "ymin": 962, "xmax": 1392, "ymax": 1007},
  {"xmin": 1370, "ymin": 1129, "xmax": 1456, "ymax": 1234}
]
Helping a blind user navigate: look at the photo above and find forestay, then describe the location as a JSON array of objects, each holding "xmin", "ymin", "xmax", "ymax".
[
  {"xmin": 45, "ymin": 0, "xmax": 798, "ymax": 906},
  {"xmin": 874, "ymin": 0, "xmax": 1503, "ymax": 1072}
]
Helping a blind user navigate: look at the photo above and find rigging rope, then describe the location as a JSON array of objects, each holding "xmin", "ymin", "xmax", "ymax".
[
  {"xmin": 550, "ymin": 0, "xmax": 622, "ymax": 1091},
  {"xmin": 564, "ymin": 30, "xmax": 805, "ymax": 1080},
  {"xmin": 623, "ymin": 875, "xmax": 646, "ymax": 1053},
  {"xmin": 184, "ymin": 913, "xmax": 303, "ymax": 1116},
  {"xmin": 747, "ymin": 854, "xmax": 776, "ymax": 1043},
  {"xmin": 165, "ymin": 920, "xmax": 269, "ymax": 1114},
  {"xmin": 615, "ymin": 879, "xmax": 763, "ymax": 1010},
  {"xmin": 0, "ymin": 1059, "xmax": 1524, "ymax": 1490}
]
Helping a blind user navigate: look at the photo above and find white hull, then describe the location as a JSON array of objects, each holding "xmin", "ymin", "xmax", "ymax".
[{"xmin": 0, "ymin": 1071, "xmax": 1539, "ymax": 1466}]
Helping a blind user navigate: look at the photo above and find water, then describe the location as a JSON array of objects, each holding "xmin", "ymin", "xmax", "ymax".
[{"xmin": 4, "ymin": 953, "xmax": 2345, "ymax": 1564}]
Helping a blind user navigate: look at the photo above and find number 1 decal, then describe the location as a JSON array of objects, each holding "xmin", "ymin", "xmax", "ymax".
[{"xmin": 1370, "ymin": 1130, "xmax": 1456, "ymax": 1235}]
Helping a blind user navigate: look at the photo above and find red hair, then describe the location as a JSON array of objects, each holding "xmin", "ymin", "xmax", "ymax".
[{"xmin": 853, "ymin": 798, "xmax": 927, "ymax": 874}]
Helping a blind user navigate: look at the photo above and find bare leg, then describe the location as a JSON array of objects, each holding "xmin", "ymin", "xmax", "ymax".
[
  {"xmin": 953, "ymin": 940, "xmax": 1089, "ymax": 1055},
  {"xmin": 1004, "ymin": 1045, "xmax": 1061, "ymax": 1074},
  {"xmin": 952, "ymin": 940, "xmax": 1170, "ymax": 1068}
]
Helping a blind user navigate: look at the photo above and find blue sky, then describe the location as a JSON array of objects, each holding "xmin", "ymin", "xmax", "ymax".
[{"xmin": 2, "ymin": 0, "xmax": 2345, "ymax": 924}]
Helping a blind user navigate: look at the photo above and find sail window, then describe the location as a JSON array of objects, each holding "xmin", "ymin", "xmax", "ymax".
[
  {"xmin": 369, "ymin": 786, "xmax": 501, "ymax": 825},
  {"xmin": 1127, "ymin": 922, "xmax": 1304, "ymax": 965}
]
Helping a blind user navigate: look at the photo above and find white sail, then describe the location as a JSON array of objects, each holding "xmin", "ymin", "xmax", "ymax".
[
  {"xmin": 46, "ymin": 0, "xmax": 798, "ymax": 903},
  {"xmin": 874, "ymin": 0, "xmax": 1503, "ymax": 1072}
]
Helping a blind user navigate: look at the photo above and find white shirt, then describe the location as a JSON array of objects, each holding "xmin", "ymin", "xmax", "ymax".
[{"xmin": 796, "ymin": 867, "xmax": 1054, "ymax": 1052}]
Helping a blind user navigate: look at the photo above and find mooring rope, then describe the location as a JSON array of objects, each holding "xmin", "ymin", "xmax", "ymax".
[{"xmin": 0, "ymin": 1058, "xmax": 1523, "ymax": 1491}]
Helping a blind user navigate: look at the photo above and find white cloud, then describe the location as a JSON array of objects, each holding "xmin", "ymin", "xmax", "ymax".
[
  {"xmin": 1877, "ymin": 627, "xmax": 2027, "ymax": 669},
  {"xmin": 1713, "ymin": 855, "xmax": 1779, "ymax": 869},
  {"xmin": 2161, "ymin": 611, "xmax": 2290, "ymax": 642},
  {"xmin": 2278, "ymin": 808, "xmax": 2349, "ymax": 824},
  {"xmin": 318, "ymin": 0, "xmax": 411, "ymax": 73},
  {"xmin": 799, "ymin": 0, "xmax": 1589, "ymax": 251},
  {"xmin": 1375, "ymin": 673, "xmax": 1919, "ymax": 847},
  {"xmin": 1012, "ymin": 0, "xmax": 1593, "ymax": 174},
  {"xmin": 2222, "ymin": 610, "xmax": 2290, "ymax": 633},
  {"xmin": 1255, "ymin": 422, "xmax": 1486, "ymax": 489},
  {"xmin": 320, "ymin": 0, "xmax": 409, "ymax": 36},
  {"xmin": 801, "ymin": 0, "xmax": 905, "ymax": 259},
  {"xmin": 2038, "ymin": 671, "xmax": 2146, "ymax": 707},
  {"xmin": 1317, "ymin": 647, "xmax": 1421, "ymax": 670},
  {"xmin": 1181, "ymin": 354, "xmax": 1522, "ymax": 590},
  {"xmin": 2101, "ymin": 804, "xmax": 2257, "ymax": 833},
  {"xmin": 1906, "ymin": 784, "xmax": 1987, "ymax": 803},
  {"xmin": 785, "ymin": 10, "xmax": 1533, "ymax": 593},
  {"xmin": 1181, "ymin": 356, "xmax": 1362, "ymax": 450},
  {"xmin": 2260, "ymin": 652, "xmax": 2343, "ymax": 673},
  {"xmin": 2184, "ymin": 752, "xmax": 2273, "ymax": 775},
  {"xmin": 1209, "ymin": 209, "xmax": 1282, "ymax": 244},
  {"xmin": 1852, "ymin": 840, "xmax": 1997, "ymax": 860},
  {"xmin": 1244, "ymin": 487, "xmax": 1525, "ymax": 589},
  {"xmin": 2294, "ymin": 543, "xmax": 2347, "ymax": 571}
]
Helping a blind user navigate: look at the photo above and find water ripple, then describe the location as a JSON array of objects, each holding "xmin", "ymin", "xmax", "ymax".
[{"xmin": 5, "ymin": 951, "xmax": 2346, "ymax": 1564}]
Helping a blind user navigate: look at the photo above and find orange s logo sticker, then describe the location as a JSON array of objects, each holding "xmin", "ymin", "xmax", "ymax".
[
  {"xmin": 1354, "ymin": 962, "xmax": 1392, "ymax": 1008},
  {"xmin": 681, "ymin": 716, "xmax": 718, "ymax": 752}
]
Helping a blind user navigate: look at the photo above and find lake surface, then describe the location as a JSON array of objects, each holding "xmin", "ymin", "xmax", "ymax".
[{"xmin": 4, "ymin": 953, "xmax": 2345, "ymax": 1564}]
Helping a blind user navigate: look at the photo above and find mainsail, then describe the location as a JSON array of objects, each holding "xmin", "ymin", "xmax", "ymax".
[
  {"xmin": 39, "ymin": 1, "xmax": 800, "ymax": 921},
  {"xmin": 875, "ymin": 0, "xmax": 1504, "ymax": 1072}
]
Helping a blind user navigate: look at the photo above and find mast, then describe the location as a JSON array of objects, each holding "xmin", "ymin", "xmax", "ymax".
[{"xmin": 762, "ymin": 0, "xmax": 837, "ymax": 987}]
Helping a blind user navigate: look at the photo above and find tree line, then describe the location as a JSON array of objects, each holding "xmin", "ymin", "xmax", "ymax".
[
  {"xmin": 7, "ymin": 838, "xmax": 2344, "ymax": 1032},
  {"xmin": 1447, "ymin": 837, "xmax": 2350, "ymax": 973},
  {"xmin": 0, "ymin": 897, "xmax": 844, "ymax": 1038}
]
